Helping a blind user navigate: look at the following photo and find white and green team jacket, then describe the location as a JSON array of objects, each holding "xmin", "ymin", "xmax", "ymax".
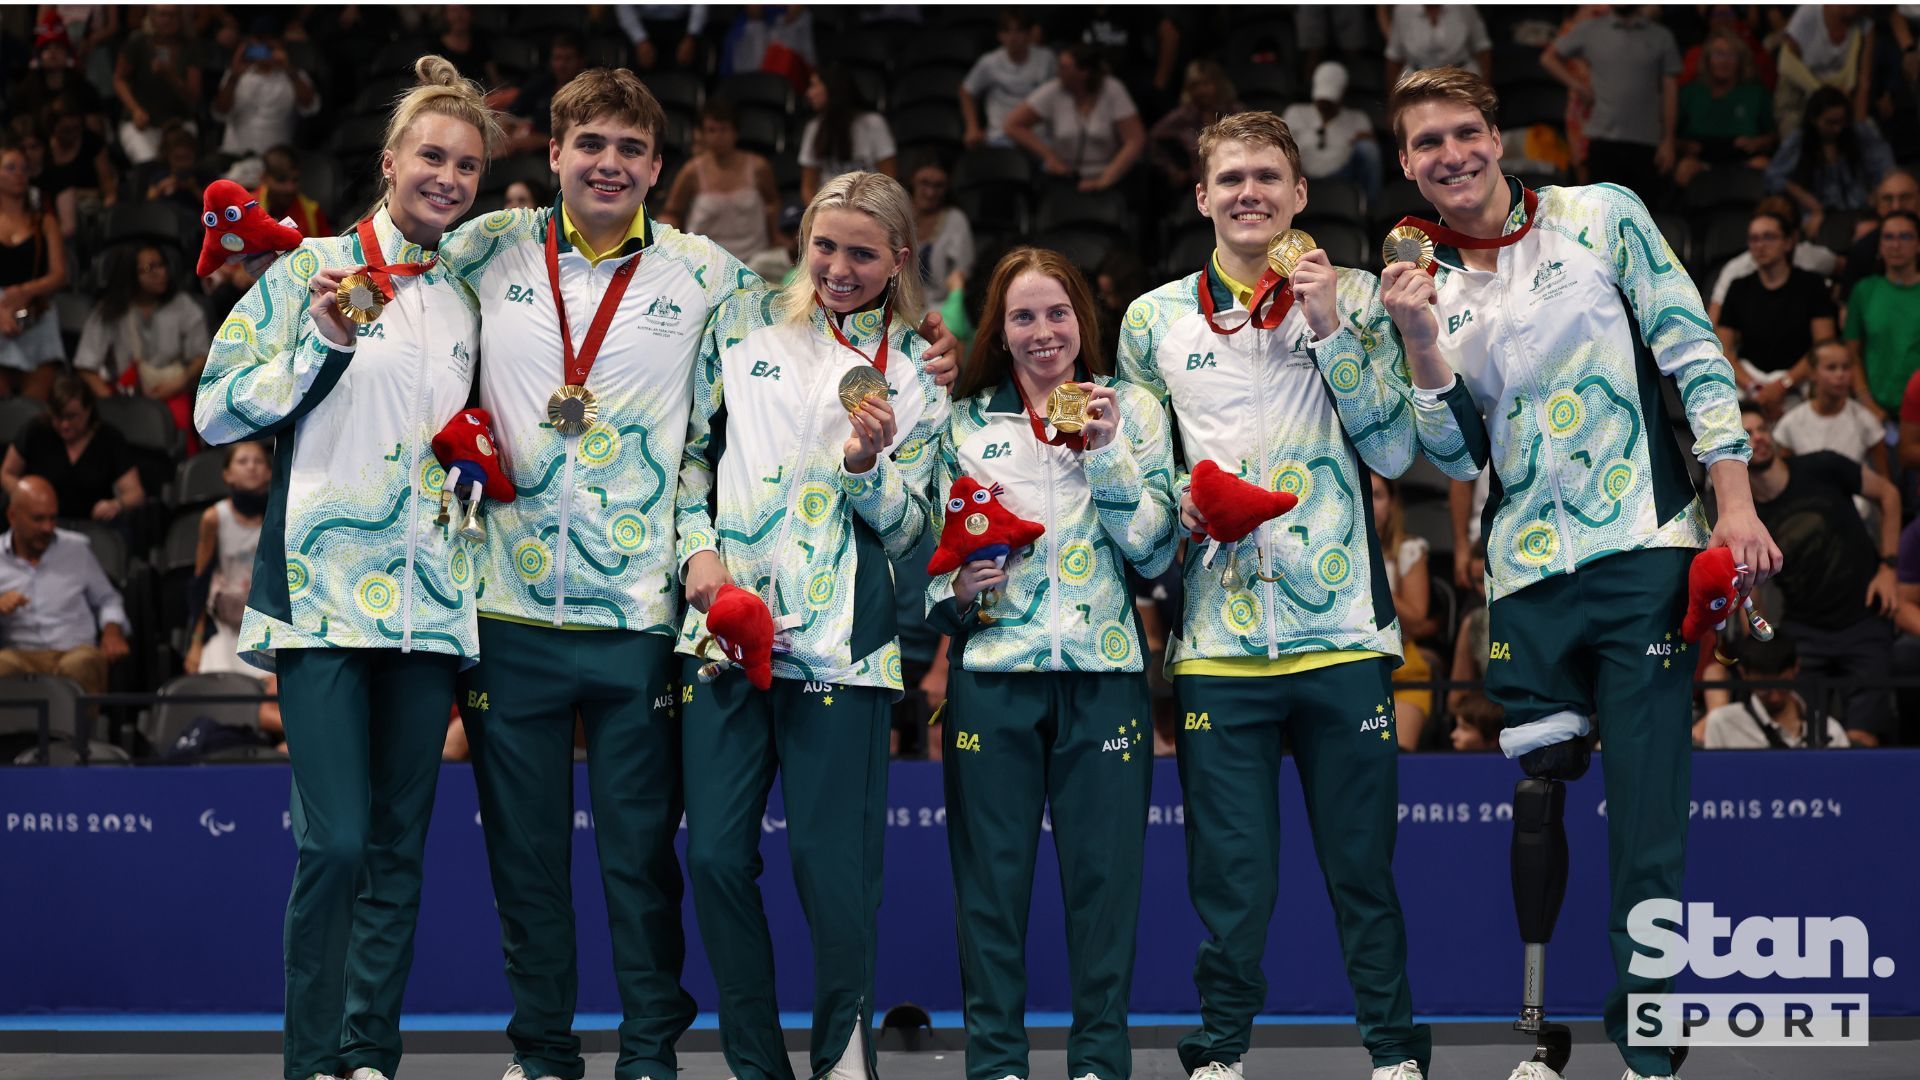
[
  {"xmin": 437, "ymin": 202, "xmax": 762, "ymax": 635},
  {"xmin": 1422, "ymin": 179, "xmax": 1750, "ymax": 602},
  {"xmin": 1118, "ymin": 264, "xmax": 1476, "ymax": 667},
  {"xmin": 675, "ymin": 296, "xmax": 949, "ymax": 692},
  {"xmin": 925, "ymin": 373, "xmax": 1178, "ymax": 673},
  {"xmin": 195, "ymin": 208, "xmax": 480, "ymax": 668}
]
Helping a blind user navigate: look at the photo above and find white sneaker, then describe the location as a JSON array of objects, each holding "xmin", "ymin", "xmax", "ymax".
[
  {"xmin": 502, "ymin": 1065, "xmax": 564, "ymax": 1080},
  {"xmin": 1622, "ymin": 1072, "xmax": 1679, "ymax": 1080},
  {"xmin": 349, "ymin": 1071, "xmax": 390, "ymax": 1080},
  {"xmin": 827, "ymin": 1022, "xmax": 870, "ymax": 1080},
  {"xmin": 1189, "ymin": 1063, "xmax": 1245, "ymax": 1080},
  {"xmin": 1372, "ymin": 1062, "xmax": 1422, "ymax": 1080},
  {"xmin": 1506, "ymin": 1064, "xmax": 1563, "ymax": 1080}
]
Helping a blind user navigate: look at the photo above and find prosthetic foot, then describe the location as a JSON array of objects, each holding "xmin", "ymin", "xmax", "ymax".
[{"xmin": 1508, "ymin": 738, "xmax": 1590, "ymax": 1079}]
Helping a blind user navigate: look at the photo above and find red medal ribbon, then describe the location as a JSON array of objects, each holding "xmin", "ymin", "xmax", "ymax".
[
  {"xmin": 820, "ymin": 297, "xmax": 892, "ymax": 375},
  {"xmin": 1012, "ymin": 380, "xmax": 1086, "ymax": 451},
  {"xmin": 355, "ymin": 218, "xmax": 436, "ymax": 303},
  {"xmin": 1198, "ymin": 263, "xmax": 1293, "ymax": 336},
  {"xmin": 1393, "ymin": 185, "xmax": 1542, "ymax": 274},
  {"xmin": 545, "ymin": 221, "xmax": 641, "ymax": 386}
]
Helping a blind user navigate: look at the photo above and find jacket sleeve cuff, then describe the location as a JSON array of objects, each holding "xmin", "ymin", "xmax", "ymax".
[{"xmin": 927, "ymin": 595, "xmax": 974, "ymax": 636}]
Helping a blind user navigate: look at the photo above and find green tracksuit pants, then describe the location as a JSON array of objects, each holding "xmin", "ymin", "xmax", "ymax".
[
  {"xmin": 943, "ymin": 668, "xmax": 1153, "ymax": 1080},
  {"xmin": 1483, "ymin": 546, "xmax": 1695, "ymax": 1078},
  {"xmin": 277, "ymin": 647, "xmax": 458, "ymax": 1080},
  {"xmin": 680, "ymin": 664, "xmax": 891, "ymax": 1080},
  {"xmin": 458, "ymin": 619, "xmax": 696, "ymax": 1080},
  {"xmin": 1172, "ymin": 657, "xmax": 1431, "ymax": 1075}
]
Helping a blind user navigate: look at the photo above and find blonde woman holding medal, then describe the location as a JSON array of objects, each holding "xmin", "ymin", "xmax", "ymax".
[
  {"xmin": 675, "ymin": 171, "xmax": 948, "ymax": 1080},
  {"xmin": 194, "ymin": 56, "xmax": 502, "ymax": 1080},
  {"xmin": 930, "ymin": 246, "xmax": 1177, "ymax": 1080}
]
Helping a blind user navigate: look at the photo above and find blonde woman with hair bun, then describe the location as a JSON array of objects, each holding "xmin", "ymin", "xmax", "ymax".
[
  {"xmin": 676, "ymin": 171, "xmax": 949, "ymax": 1080},
  {"xmin": 193, "ymin": 54, "xmax": 503, "ymax": 1080}
]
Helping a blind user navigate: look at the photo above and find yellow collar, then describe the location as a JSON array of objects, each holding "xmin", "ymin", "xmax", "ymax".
[
  {"xmin": 1210, "ymin": 250, "xmax": 1255, "ymax": 308},
  {"xmin": 561, "ymin": 206, "xmax": 649, "ymax": 266}
]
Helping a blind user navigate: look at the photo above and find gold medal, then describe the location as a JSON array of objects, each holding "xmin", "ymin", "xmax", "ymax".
[
  {"xmin": 547, "ymin": 384, "xmax": 599, "ymax": 437},
  {"xmin": 336, "ymin": 273, "xmax": 384, "ymax": 324},
  {"xmin": 1382, "ymin": 225, "xmax": 1436, "ymax": 270},
  {"xmin": 1266, "ymin": 229, "xmax": 1316, "ymax": 278},
  {"xmin": 837, "ymin": 365, "xmax": 889, "ymax": 416},
  {"xmin": 1045, "ymin": 383, "xmax": 1089, "ymax": 434}
]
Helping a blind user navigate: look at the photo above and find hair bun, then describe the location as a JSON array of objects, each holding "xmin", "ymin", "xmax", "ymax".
[{"xmin": 415, "ymin": 54, "xmax": 461, "ymax": 88}]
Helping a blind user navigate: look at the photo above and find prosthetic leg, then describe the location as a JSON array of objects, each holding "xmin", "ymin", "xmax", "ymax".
[{"xmin": 1507, "ymin": 738, "xmax": 1589, "ymax": 1078}]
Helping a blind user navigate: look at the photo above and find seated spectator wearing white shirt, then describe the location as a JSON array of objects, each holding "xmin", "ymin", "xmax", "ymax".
[
  {"xmin": 1697, "ymin": 633, "xmax": 1851, "ymax": 749},
  {"xmin": 1280, "ymin": 62, "xmax": 1381, "ymax": 203},
  {"xmin": 73, "ymin": 244, "xmax": 208, "ymax": 453},
  {"xmin": 211, "ymin": 20, "xmax": 321, "ymax": 162},
  {"xmin": 1772, "ymin": 341, "xmax": 1889, "ymax": 479},
  {"xmin": 0, "ymin": 476, "xmax": 129, "ymax": 694},
  {"xmin": 961, "ymin": 10, "xmax": 1055, "ymax": 149},
  {"xmin": 1004, "ymin": 43, "xmax": 1146, "ymax": 196},
  {"xmin": 798, "ymin": 66, "xmax": 897, "ymax": 202},
  {"xmin": 1384, "ymin": 4, "xmax": 1493, "ymax": 87},
  {"xmin": 185, "ymin": 442, "xmax": 269, "ymax": 680}
]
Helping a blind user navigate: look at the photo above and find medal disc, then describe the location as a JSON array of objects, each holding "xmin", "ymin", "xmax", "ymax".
[
  {"xmin": 1045, "ymin": 383, "xmax": 1090, "ymax": 434},
  {"xmin": 838, "ymin": 365, "xmax": 889, "ymax": 415},
  {"xmin": 337, "ymin": 273, "xmax": 384, "ymax": 325},
  {"xmin": 1382, "ymin": 225, "xmax": 1436, "ymax": 270},
  {"xmin": 547, "ymin": 384, "xmax": 599, "ymax": 437},
  {"xmin": 1266, "ymin": 229, "xmax": 1317, "ymax": 278}
]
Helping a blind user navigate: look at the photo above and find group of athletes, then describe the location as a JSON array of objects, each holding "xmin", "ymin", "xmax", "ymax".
[{"xmin": 194, "ymin": 51, "xmax": 1782, "ymax": 1080}]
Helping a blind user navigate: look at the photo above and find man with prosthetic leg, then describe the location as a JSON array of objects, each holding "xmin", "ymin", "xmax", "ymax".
[{"xmin": 1377, "ymin": 68, "xmax": 1782, "ymax": 1080}]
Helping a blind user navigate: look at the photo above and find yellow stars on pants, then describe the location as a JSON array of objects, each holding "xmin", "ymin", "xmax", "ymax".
[{"xmin": 823, "ymin": 695, "xmax": 834, "ymax": 706}]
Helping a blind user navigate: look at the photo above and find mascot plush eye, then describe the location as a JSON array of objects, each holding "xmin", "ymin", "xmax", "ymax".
[
  {"xmin": 223, "ymin": 205, "xmax": 243, "ymax": 222},
  {"xmin": 946, "ymin": 496, "xmax": 965, "ymax": 513},
  {"xmin": 203, "ymin": 211, "xmax": 220, "ymax": 228},
  {"xmin": 971, "ymin": 488, "xmax": 991, "ymax": 504},
  {"xmin": 1709, "ymin": 597, "xmax": 1728, "ymax": 611}
]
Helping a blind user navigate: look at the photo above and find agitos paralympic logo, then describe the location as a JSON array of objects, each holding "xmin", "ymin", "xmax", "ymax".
[{"xmin": 1627, "ymin": 899, "xmax": 1896, "ymax": 1046}]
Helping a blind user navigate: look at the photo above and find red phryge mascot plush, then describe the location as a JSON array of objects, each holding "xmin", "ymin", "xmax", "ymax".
[
  {"xmin": 197, "ymin": 178, "xmax": 302, "ymax": 277},
  {"xmin": 431, "ymin": 408, "xmax": 516, "ymax": 504},
  {"xmin": 1681, "ymin": 546, "xmax": 1775, "ymax": 663},
  {"xmin": 1186, "ymin": 458, "xmax": 1299, "ymax": 542},
  {"xmin": 927, "ymin": 477, "xmax": 1046, "ymax": 576},
  {"xmin": 704, "ymin": 584, "xmax": 775, "ymax": 690}
]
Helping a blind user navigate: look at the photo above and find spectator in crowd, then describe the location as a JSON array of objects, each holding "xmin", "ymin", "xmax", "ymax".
[
  {"xmin": 1771, "ymin": 342, "xmax": 1891, "ymax": 497},
  {"xmin": 908, "ymin": 158, "xmax": 973, "ymax": 306},
  {"xmin": 659, "ymin": 99, "xmax": 782, "ymax": 263},
  {"xmin": 1678, "ymin": 7, "xmax": 1777, "ymax": 90},
  {"xmin": 256, "ymin": 673, "xmax": 286, "ymax": 751},
  {"xmin": 40, "ymin": 95, "xmax": 116, "ymax": 240},
  {"xmin": 1004, "ymin": 44, "xmax": 1145, "ymax": 195},
  {"xmin": 1898, "ymin": 512, "xmax": 1920, "ymax": 740},
  {"xmin": 10, "ymin": 17, "xmax": 106, "ymax": 132},
  {"xmin": 1383, "ymin": 4, "xmax": 1493, "ymax": 86},
  {"xmin": 0, "ymin": 475, "xmax": 130, "ymax": 694},
  {"xmin": 798, "ymin": 66, "xmax": 897, "ymax": 201},
  {"xmin": 211, "ymin": 22, "xmax": 322, "ymax": 161},
  {"xmin": 184, "ymin": 441, "xmax": 267, "ymax": 680},
  {"xmin": 499, "ymin": 31, "xmax": 587, "ymax": 155},
  {"xmin": 1, "ymin": 376, "xmax": 145, "ymax": 524},
  {"xmin": 251, "ymin": 147, "xmax": 331, "ymax": 238},
  {"xmin": 1903, "ymin": 368, "xmax": 1920, "ymax": 473},
  {"xmin": 1776, "ymin": 3, "xmax": 1873, "ymax": 134},
  {"xmin": 1054, "ymin": 6, "xmax": 1185, "ymax": 110},
  {"xmin": 35, "ymin": 5, "xmax": 120, "ymax": 64},
  {"xmin": 4, "ymin": 120, "xmax": 47, "ymax": 190},
  {"xmin": 618, "ymin": 5, "xmax": 709, "ymax": 70},
  {"xmin": 1674, "ymin": 27, "xmax": 1777, "ymax": 188},
  {"xmin": 1295, "ymin": 8, "xmax": 1368, "ymax": 73},
  {"xmin": 1541, "ymin": 4, "xmax": 1682, "ymax": 199},
  {"xmin": 134, "ymin": 124, "xmax": 208, "ymax": 212},
  {"xmin": 502, "ymin": 177, "xmax": 547, "ymax": 210},
  {"xmin": 1743, "ymin": 405, "xmax": 1909, "ymax": 746},
  {"xmin": 1281, "ymin": 61, "xmax": 1383, "ymax": 204},
  {"xmin": 1093, "ymin": 248, "xmax": 1147, "ymax": 366},
  {"xmin": 1844, "ymin": 208, "xmax": 1920, "ymax": 418},
  {"xmin": 1710, "ymin": 206, "xmax": 1838, "ymax": 412},
  {"xmin": 961, "ymin": 11, "xmax": 1055, "ymax": 150},
  {"xmin": 434, "ymin": 4, "xmax": 499, "ymax": 88},
  {"xmin": 1767, "ymin": 85, "xmax": 1896, "ymax": 234},
  {"xmin": 1707, "ymin": 194, "xmax": 1840, "ymax": 309},
  {"xmin": 112, "ymin": 3, "xmax": 203, "ymax": 165},
  {"xmin": 1697, "ymin": 632, "xmax": 1852, "ymax": 748},
  {"xmin": 1373, "ymin": 474, "xmax": 1437, "ymax": 751},
  {"xmin": 717, "ymin": 5, "xmax": 816, "ymax": 82},
  {"xmin": 0, "ymin": 144, "xmax": 68, "ymax": 399},
  {"xmin": 1841, "ymin": 168, "xmax": 1917, "ymax": 295},
  {"xmin": 1444, "ymin": 543, "xmax": 1502, "ymax": 747},
  {"xmin": 1148, "ymin": 60, "xmax": 1245, "ymax": 188},
  {"xmin": 891, "ymin": 532, "xmax": 940, "ymax": 758},
  {"xmin": 72, "ymin": 244, "xmax": 207, "ymax": 449}
]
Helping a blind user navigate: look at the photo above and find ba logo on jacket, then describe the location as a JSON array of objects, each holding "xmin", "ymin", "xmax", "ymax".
[
  {"xmin": 1186, "ymin": 351, "xmax": 1217, "ymax": 370},
  {"xmin": 750, "ymin": 360, "xmax": 782, "ymax": 380},
  {"xmin": 1447, "ymin": 310, "xmax": 1474, "ymax": 335},
  {"xmin": 504, "ymin": 283, "xmax": 537, "ymax": 304},
  {"xmin": 981, "ymin": 441, "xmax": 1013, "ymax": 460}
]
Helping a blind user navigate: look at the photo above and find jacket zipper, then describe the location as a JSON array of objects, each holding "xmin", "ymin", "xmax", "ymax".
[
  {"xmin": 767, "ymin": 325, "xmax": 832, "ymax": 619},
  {"xmin": 550, "ymin": 257, "xmax": 594, "ymax": 626},
  {"xmin": 1249, "ymin": 323, "xmax": 1279, "ymax": 659},
  {"xmin": 1492, "ymin": 268, "xmax": 1579, "ymax": 576},
  {"xmin": 1042, "ymin": 442, "xmax": 1062, "ymax": 668},
  {"xmin": 399, "ymin": 273, "xmax": 432, "ymax": 651}
]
